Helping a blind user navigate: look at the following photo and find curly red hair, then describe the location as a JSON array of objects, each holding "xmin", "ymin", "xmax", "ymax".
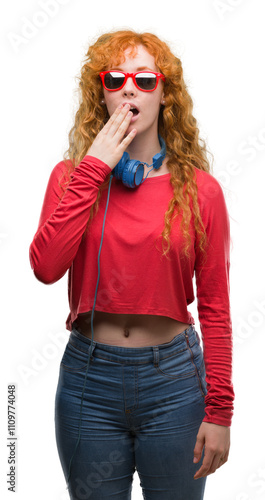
[{"xmin": 61, "ymin": 30, "xmax": 213, "ymax": 258}]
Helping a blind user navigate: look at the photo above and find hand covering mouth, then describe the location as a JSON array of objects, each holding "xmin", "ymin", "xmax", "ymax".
[{"xmin": 123, "ymin": 103, "xmax": 139, "ymax": 115}]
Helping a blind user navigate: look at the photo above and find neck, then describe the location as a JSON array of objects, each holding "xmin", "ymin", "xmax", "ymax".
[{"xmin": 125, "ymin": 131, "xmax": 161, "ymax": 166}]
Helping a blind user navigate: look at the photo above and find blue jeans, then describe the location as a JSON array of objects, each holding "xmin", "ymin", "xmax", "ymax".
[{"xmin": 55, "ymin": 324, "xmax": 207, "ymax": 499}]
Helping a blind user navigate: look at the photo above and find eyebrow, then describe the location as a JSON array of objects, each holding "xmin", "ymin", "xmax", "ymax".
[{"xmin": 111, "ymin": 66, "xmax": 155, "ymax": 72}]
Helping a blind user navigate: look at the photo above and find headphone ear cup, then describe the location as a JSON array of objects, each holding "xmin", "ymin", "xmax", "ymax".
[
  {"xmin": 113, "ymin": 152, "xmax": 130, "ymax": 180},
  {"xmin": 112, "ymin": 135, "xmax": 166, "ymax": 186},
  {"xmin": 122, "ymin": 160, "xmax": 144, "ymax": 188}
]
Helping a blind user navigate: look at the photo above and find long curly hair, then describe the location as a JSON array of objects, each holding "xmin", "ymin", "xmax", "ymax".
[{"xmin": 61, "ymin": 29, "xmax": 213, "ymax": 259}]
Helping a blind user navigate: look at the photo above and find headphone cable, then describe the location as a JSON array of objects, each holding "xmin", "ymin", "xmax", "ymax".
[{"xmin": 66, "ymin": 172, "xmax": 114, "ymax": 485}]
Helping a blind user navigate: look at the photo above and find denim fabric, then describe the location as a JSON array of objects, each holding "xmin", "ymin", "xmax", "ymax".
[{"xmin": 55, "ymin": 324, "xmax": 207, "ymax": 499}]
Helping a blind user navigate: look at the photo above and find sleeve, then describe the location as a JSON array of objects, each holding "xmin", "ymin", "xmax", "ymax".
[
  {"xmin": 29, "ymin": 155, "xmax": 112, "ymax": 284},
  {"xmin": 195, "ymin": 175, "xmax": 235, "ymax": 427}
]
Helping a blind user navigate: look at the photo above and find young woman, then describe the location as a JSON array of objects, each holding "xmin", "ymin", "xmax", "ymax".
[{"xmin": 29, "ymin": 30, "xmax": 235, "ymax": 500}]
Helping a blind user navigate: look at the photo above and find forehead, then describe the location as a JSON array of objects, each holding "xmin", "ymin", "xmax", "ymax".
[{"xmin": 109, "ymin": 44, "xmax": 157, "ymax": 70}]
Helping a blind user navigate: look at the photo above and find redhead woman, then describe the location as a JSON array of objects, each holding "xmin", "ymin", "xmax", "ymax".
[{"xmin": 29, "ymin": 30, "xmax": 235, "ymax": 500}]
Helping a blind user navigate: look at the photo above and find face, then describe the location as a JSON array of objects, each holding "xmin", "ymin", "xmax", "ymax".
[{"xmin": 102, "ymin": 45, "xmax": 165, "ymax": 138}]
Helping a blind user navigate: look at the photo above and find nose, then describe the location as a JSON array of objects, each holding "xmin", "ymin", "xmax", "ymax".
[{"xmin": 122, "ymin": 76, "xmax": 137, "ymax": 96}]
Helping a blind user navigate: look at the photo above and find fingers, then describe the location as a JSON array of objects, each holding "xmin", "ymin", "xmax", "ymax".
[
  {"xmin": 101, "ymin": 103, "xmax": 137, "ymax": 164},
  {"xmin": 193, "ymin": 448, "xmax": 227, "ymax": 480},
  {"xmin": 121, "ymin": 128, "xmax": 137, "ymax": 149},
  {"xmin": 193, "ymin": 448, "xmax": 214, "ymax": 480},
  {"xmin": 103, "ymin": 104, "xmax": 123, "ymax": 133},
  {"xmin": 193, "ymin": 422, "xmax": 230, "ymax": 480},
  {"xmin": 193, "ymin": 433, "xmax": 204, "ymax": 464},
  {"xmin": 103, "ymin": 103, "xmax": 132, "ymax": 137},
  {"xmin": 85, "ymin": 103, "xmax": 137, "ymax": 169},
  {"xmin": 113, "ymin": 108, "xmax": 133, "ymax": 140}
]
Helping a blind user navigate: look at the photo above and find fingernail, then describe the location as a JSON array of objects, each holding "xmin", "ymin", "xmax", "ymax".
[{"xmin": 193, "ymin": 457, "xmax": 199, "ymax": 463}]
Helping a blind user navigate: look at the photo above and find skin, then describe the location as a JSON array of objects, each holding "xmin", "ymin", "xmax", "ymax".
[
  {"xmin": 86, "ymin": 44, "xmax": 231, "ymax": 481},
  {"xmin": 193, "ymin": 422, "xmax": 230, "ymax": 479},
  {"xmin": 86, "ymin": 101, "xmax": 138, "ymax": 170}
]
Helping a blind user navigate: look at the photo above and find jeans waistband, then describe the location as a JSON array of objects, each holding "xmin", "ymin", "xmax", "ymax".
[{"xmin": 69, "ymin": 324, "xmax": 199, "ymax": 365}]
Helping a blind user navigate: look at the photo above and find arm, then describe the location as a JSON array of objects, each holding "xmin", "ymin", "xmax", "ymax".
[
  {"xmin": 194, "ymin": 175, "xmax": 235, "ymax": 427},
  {"xmin": 192, "ymin": 175, "xmax": 235, "ymax": 479},
  {"xmin": 29, "ymin": 103, "xmax": 137, "ymax": 285},
  {"xmin": 29, "ymin": 156, "xmax": 112, "ymax": 284}
]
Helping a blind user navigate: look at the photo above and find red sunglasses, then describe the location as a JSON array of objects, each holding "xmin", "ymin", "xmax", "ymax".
[{"xmin": 100, "ymin": 70, "xmax": 166, "ymax": 92}]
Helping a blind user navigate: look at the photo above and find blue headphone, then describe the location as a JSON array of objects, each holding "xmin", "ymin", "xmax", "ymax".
[{"xmin": 113, "ymin": 134, "xmax": 166, "ymax": 188}]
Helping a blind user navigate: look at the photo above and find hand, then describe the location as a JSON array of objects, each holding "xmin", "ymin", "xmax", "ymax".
[
  {"xmin": 85, "ymin": 103, "xmax": 137, "ymax": 170},
  {"xmin": 193, "ymin": 422, "xmax": 230, "ymax": 480}
]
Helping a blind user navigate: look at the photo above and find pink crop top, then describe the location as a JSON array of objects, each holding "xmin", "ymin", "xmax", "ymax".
[{"xmin": 29, "ymin": 155, "xmax": 235, "ymax": 427}]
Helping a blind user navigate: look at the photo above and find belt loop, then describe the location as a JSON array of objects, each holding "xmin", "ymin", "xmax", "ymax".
[
  {"xmin": 152, "ymin": 346, "xmax": 159, "ymax": 367},
  {"xmin": 89, "ymin": 341, "xmax": 96, "ymax": 359}
]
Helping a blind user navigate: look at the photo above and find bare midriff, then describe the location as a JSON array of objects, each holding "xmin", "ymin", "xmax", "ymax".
[{"xmin": 74, "ymin": 311, "xmax": 191, "ymax": 347}]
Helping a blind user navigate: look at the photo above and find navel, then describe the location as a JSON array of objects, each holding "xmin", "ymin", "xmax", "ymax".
[{"xmin": 124, "ymin": 327, "xmax": 130, "ymax": 338}]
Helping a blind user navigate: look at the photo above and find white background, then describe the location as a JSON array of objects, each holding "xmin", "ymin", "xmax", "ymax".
[{"xmin": 1, "ymin": 0, "xmax": 265, "ymax": 499}]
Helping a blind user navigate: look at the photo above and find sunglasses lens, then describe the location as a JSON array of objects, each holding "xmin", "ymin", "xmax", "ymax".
[
  {"xmin": 135, "ymin": 73, "xmax": 157, "ymax": 90},
  {"xmin": 104, "ymin": 71, "xmax": 125, "ymax": 90}
]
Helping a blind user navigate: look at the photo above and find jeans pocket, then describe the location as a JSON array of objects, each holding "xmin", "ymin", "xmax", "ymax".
[
  {"xmin": 155, "ymin": 346, "xmax": 195, "ymax": 380},
  {"xmin": 60, "ymin": 341, "xmax": 89, "ymax": 372}
]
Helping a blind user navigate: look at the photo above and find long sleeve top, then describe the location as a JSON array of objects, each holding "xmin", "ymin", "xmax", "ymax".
[{"xmin": 29, "ymin": 155, "xmax": 235, "ymax": 427}]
